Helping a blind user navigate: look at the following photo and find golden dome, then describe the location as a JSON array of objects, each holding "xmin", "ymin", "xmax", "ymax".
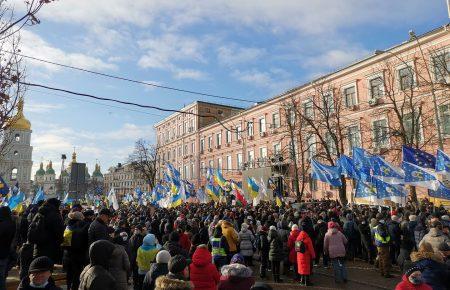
[{"xmin": 9, "ymin": 98, "xmax": 31, "ymax": 131}]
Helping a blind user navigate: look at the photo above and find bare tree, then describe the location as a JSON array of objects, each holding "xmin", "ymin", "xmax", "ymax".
[{"xmin": 128, "ymin": 139, "xmax": 160, "ymax": 190}]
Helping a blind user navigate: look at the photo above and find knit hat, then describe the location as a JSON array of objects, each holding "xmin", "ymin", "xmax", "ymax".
[
  {"xmin": 409, "ymin": 215, "xmax": 417, "ymax": 222},
  {"xmin": 241, "ymin": 223, "xmax": 248, "ymax": 230},
  {"xmin": 441, "ymin": 215, "xmax": 449, "ymax": 221},
  {"xmin": 29, "ymin": 256, "xmax": 54, "ymax": 273},
  {"xmin": 269, "ymin": 225, "xmax": 276, "ymax": 231},
  {"xmin": 168, "ymin": 255, "xmax": 187, "ymax": 274},
  {"xmin": 68, "ymin": 211, "xmax": 84, "ymax": 221},
  {"xmin": 327, "ymin": 221, "xmax": 336, "ymax": 229},
  {"xmin": 156, "ymin": 250, "xmax": 171, "ymax": 263},
  {"xmin": 231, "ymin": 253, "xmax": 245, "ymax": 264},
  {"xmin": 405, "ymin": 265, "xmax": 421, "ymax": 277},
  {"xmin": 391, "ymin": 215, "xmax": 399, "ymax": 222},
  {"xmin": 291, "ymin": 224, "xmax": 298, "ymax": 231}
]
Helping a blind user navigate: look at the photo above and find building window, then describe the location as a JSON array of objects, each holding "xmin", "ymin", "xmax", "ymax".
[
  {"xmin": 439, "ymin": 104, "xmax": 450, "ymax": 135},
  {"xmin": 236, "ymin": 125, "xmax": 242, "ymax": 140},
  {"xmin": 226, "ymin": 130, "xmax": 232, "ymax": 143},
  {"xmin": 347, "ymin": 125, "xmax": 361, "ymax": 150},
  {"xmin": 184, "ymin": 144, "xmax": 188, "ymax": 155},
  {"xmin": 303, "ymin": 100, "xmax": 314, "ymax": 119},
  {"xmin": 247, "ymin": 121, "xmax": 254, "ymax": 136},
  {"xmin": 272, "ymin": 113, "xmax": 280, "ymax": 128},
  {"xmin": 15, "ymin": 133, "xmax": 20, "ymax": 142},
  {"xmin": 325, "ymin": 132, "xmax": 337, "ymax": 155},
  {"xmin": 288, "ymin": 108, "xmax": 296, "ymax": 125},
  {"xmin": 13, "ymin": 150, "xmax": 18, "ymax": 156},
  {"xmin": 11, "ymin": 168, "xmax": 18, "ymax": 180},
  {"xmin": 216, "ymin": 133, "xmax": 222, "ymax": 146},
  {"xmin": 309, "ymin": 173, "xmax": 317, "ymax": 191},
  {"xmin": 398, "ymin": 66, "xmax": 414, "ymax": 90},
  {"xmin": 178, "ymin": 146, "xmax": 182, "ymax": 157},
  {"xmin": 183, "ymin": 122, "xmax": 187, "ymax": 134},
  {"xmin": 344, "ymin": 86, "xmax": 356, "ymax": 107},
  {"xmin": 373, "ymin": 119, "xmax": 389, "ymax": 148},
  {"xmin": 178, "ymin": 124, "xmax": 182, "ymax": 136},
  {"xmin": 403, "ymin": 112, "xmax": 423, "ymax": 143},
  {"xmin": 247, "ymin": 150, "xmax": 254, "ymax": 168},
  {"xmin": 209, "ymin": 160, "xmax": 214, "ymax": 169},
  {"xmin": 167, "ymin": 151, "xmax": 171, "ymax": 160},
  {"xmin": 200, "ymin": 162, "xmax": 205, "ymax": 176},
  {"xmin": 259, "ymin": 147, "xmax": 267, "ymax": 159},
  {"xmin": 191, "ymin": 142, "xmax": 195, "ymax": 153},
  {"xmin": 237, "ymin": 153, "xmax": 243, "ymax": 170},
  {"xmin": 226, "ymin": 155, "xmax": 232, "ymax": 171},
  {"xmin": 217, "ymin": 158, "xmax": 222, "ymax": 170},
  {"xmin": 208, "ymin": 136, "xmax": 212, "ymax": 149},
  {"xmin": 323, "ymin": 93, "xmax": 334, "ymax": 113},
  {"xmin": 200, "ymin": 139, "xmax": 204, "ymax": 152},
  {"xmin": 432, "ymin": 51, "xmax": 450, "ymax": 82},
  {"xmin": 183, "ymin": 165, "xmax": 188, "ymax": 179},
  {"xmin": 173, "ymin": 149, "xmax": 176, "ymax": 159},
  {"xmin": 190, "ymin": 163, "xmax": 195, "ymax": 179},
  {"xmin": 259, "ymin": 117, "xmax": 266, "ymax": 133},
  {"xmin": 273, "ymin": 143, "xmax": 281, "ymax": 154},
  {"xmin": 369, "ymin": 77, "xmax": 383, "ymax": 98},
  {"xmin": 306, "ymin": 134, "xmax": 316, "ymax": 160}
]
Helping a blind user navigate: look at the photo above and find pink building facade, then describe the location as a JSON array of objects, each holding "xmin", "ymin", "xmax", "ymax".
[{"xmin": 155, "ymin": 25, "xmax": 450, "ymax": 201}]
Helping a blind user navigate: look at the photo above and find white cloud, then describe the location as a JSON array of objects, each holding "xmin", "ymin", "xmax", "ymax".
[
  {"xmin": 232, "ymin": 69, "xmax": 273, "ymax": 87},
  {"xmin": 25, "ymin": 102, "xmax": 65, "ymax": 113},
  {"xmin": 217, "ymin": 45, "xmax": 265, "ymax": 66},
  {"xmin": 302, "ymin": 47, "xmax": 371, "ymax": 71},
  {"xmin": 231, "ymin": 68, "xmax": 296, "ymax": 94},
  {"xmin": 20, "ymin": 30, "xmax": 117, "ymax": 72}
]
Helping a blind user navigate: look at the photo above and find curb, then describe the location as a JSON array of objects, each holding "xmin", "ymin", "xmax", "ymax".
[{"xmin": 315, "ymin": 270, "xmax": 393, "ymax": 290}]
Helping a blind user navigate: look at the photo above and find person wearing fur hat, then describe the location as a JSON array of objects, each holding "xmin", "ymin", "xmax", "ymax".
[
  {"xmin": 287, "ymin": 224, "xmax": 301, "ymax": 281},
  {"xmin": 137, "ymin": 234, "xmax": 162, "ymax": 284},
  {"xmin": 143, "ymin": 250, "xmax": 171, "ymax": 290},
  {"xmin": 238, "ymin": 223, "xmax": 255, "ymax": 266},
  {"xmin": 410, "ymin": 242, "xmax": 449, "ymax": 290},
  {"xmin": 218, "ymin": 254, "xmax": 255, "ymax": 290},
  {"xmin": 394, "ymin": 266, "xmax": 432, "ymax": 290},
  {"xmin": 155, "ymin": 276, "xmax": 191, "ymax": 290},
  {"xmin": 18, "ymin": 256, "xmax": 62, "ymax": 290},
  {"xmin": 189, "ymin": 245, "xmax": 220, "ymax": 290}
]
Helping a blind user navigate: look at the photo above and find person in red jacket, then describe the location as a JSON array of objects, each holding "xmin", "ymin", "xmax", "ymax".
[
  {"xmin": 287, "ymin": 224, "xmax": 301, "ymax": 281},
  {"xmin": 296, "ymin": 224, "xmax": 316, "ymax": 286},
  {"xmin": 178, "ymin": 225, "xmax": 192, "ymax": 252},
  {"xmin": 395, "ymin": 266, "xmax": 432, "ymax": 290},
  {"xmin": 189, "ymin": 245, "xmax": 220, "ymax": 290}
]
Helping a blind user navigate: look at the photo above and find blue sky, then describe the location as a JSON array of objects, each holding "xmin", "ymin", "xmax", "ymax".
[{"xmin": 11, "ymin": 0, "xmax": 448, "ymax": 176}]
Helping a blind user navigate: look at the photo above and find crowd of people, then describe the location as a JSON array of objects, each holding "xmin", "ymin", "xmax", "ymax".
[{"xmin": 0, "ymin": 197, "xmax": 449, "ymax": 290}]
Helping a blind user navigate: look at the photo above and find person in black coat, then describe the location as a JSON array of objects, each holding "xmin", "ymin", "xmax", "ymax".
[
  {"xmin": 129, "ymin": 224, "xmax": 145, "ymax": 290},
  {"xmin": 257, "ymin": 226, "xmax": 270, "ymax": 278},
  {"xmin": 0, "ymin": 206, "xmax": 16, "ymax": 290},
  {"xmin": 313, "ymin": 220, "xmax": 327, "ymax": 266},
  {"xmin": 358, "ymin": 219, "xmax": 374, "ymax": 264},
  {"xmin": 88, "ymin": 208, "xmax": 111, "ymax": 245},
  {"xmin": 18, "ymin": 256, "xmax": 62, "ymax": 290},
  {"xmin": 387, "ymin": 216, "xmax": 401, "ymax": 265},
  {"xmin": 163, "ymin": 232, "xmax": 188, "ymax": 258},
  {"xmin": 142, "ymin": 250, "xmax": 171, "ymax": 290}
]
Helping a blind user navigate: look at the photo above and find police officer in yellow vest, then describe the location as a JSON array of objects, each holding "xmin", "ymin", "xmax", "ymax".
[{"xmin": 374, "ymin": 220, "xmax": 392, "ymax": 278}]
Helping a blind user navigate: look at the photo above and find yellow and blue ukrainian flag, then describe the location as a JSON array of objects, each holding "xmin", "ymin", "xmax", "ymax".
[{"xmin": 247, "ymin": 177, "xmax": 259, "ymax": 199}]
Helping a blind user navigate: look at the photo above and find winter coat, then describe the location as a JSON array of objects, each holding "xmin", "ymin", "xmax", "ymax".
[
  {"xmin": 287, "ymin": 229, "xmax": 300, "ymax": 263},
  {"xmin": 419, "ymin": 228, "xmax": 450, "ymax": 254},
  {"xmin": 238, "ymin": 229, "xmax": 255, "ymax": 257},
  {"xmin": 296, "ymin": 231, "xmax": 315, "ymax": 275},
  {"xmin": 0, "ymin": 207, "xmax": 15, "ymax": 259},
  {"xmin": 358, "ymin": 222, "xmax": 372, "ymax": 249},
  {"xmin": 343, "ymin": 220, "xmax": 359, "ymax": 241},
  {"xmin": 18, "ymin": 277, "xmax": 62, "ymax": 290},
  {"xmin": 109, "ymin": 244, "xmax": 131, "ymax": 290},
  {"xmin": 18, "ymin": 242, "xmax": 34, "ymax": 280},
  {"xmin": 31, "ymin": 201, "xmax": 65, "ymax": 261},
  {"xmin": 413, "ymin": 223, "xmax": 427, "ymax": 249},
  {"xmin": 221, "ymin": 221, "xmax": 239, "ymax": 252},
  {"xmin": 154, "ymin": 275, "xmax": 192, "ymax": 290},
  {"xmin": 411, "ymin": 250, "xmax": 449, "ymax": 290},
  {"xmin": 129, "ymin": 232, "xmax": 144, "ymax": 269},
  {"xmin": 218, "ymin": 263, "xmax": 255, "ymax": 290},
  {"xmin": 143, "ymin": 263, "xmax": 169, "ymax": 290},
  {"xmin": 163, "ymin": 241, "xmax": 188, "ymax": 258},
  {"xmin": 189, "ymin": 247, "xmax": 220, "ymax": 290},
  {"xmin": 388, "ymin": 220, "xmax": 401, "ymax": 246},
  {"xmin": 62, "ymin": 219, "xmax": 89, "ymax": 271},
  {"xmin": 394, "ymin": 275, "xmax": 432, "ymax": 290},
  {"xmin": 268, "ymin": 229, "xmax": 283, "ymax": 262},
  {"xmin": 88, "ymin": 217, "xmax": 110, "ymax": 245},
  {"xmin": 313, "ymin": 222, "xmax": 327, "ymax": 249},
  {"xmin": 179, "ymin": 232, "xmax": 192, "ymax": 252},
  {"xmin": 137, "ymin": 235, "xmax": 161, "ymax": 274},
  {"xmin": 79, "ymin": 240, "xmax": 117, "ymax": 290},
  {"xmin": 324, "ymin": 228, "xmax": 347, "ymax": 259}
]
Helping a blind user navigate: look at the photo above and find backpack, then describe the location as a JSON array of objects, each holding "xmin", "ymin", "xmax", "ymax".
[
  {"xmin": 295, "ymin": 240, "xmax": 306, "ymax": 253},
  {"xmin": 28, "ymin": 213, "xmax": 46, "ymax": 244}
]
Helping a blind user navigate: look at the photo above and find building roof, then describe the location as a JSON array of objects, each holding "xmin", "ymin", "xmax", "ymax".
[
  {"xmin": 8, "ymin": 98, "xmax": 31, "ymax": 131},
  {"xmin": 45, "ymin": 161, "xmax": 55, "ymax": 175},
  {"xmin": 92, "ymin": 163, "xmax": 103, "ymax": 178},
  {"xmin": 36, "ymin": 162, "xmax": 45, "ymax": 176}
]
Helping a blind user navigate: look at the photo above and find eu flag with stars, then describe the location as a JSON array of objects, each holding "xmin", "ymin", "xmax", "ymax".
[
  {"xmin": 436, "ymin": 149, "xmax": 450, "ymax": 173},
  {"xmin": 337, "ymin": 155, "xmax": 359, "ymax": 179},
  {"xmin": 402, "ymin": 145, "xmax": 436, "ymax": 169},
  {"xmin": 428, "ymin": 182, "xmax": 450, "ymax": 200},
  {"xmin": 402, "ymin": 161, "xmax": 440, "ymax": 190},
  {"xmin": 374, "ymin": 177, "xmax": 406, "ymax": 199},
  {"xmin": 355, "ymin": 180, "xmax": 377, "ymax": 198},
  {"xmin": 353, "ymin": 147, "xmax": 372, "ymax": 181},
  {"xmin": 311, "ymin": 159, "xmax": 342, "ymax": 187},
  {"xmin": 371, "ymin": 156, "xmax": 404, "ymax": 184}
]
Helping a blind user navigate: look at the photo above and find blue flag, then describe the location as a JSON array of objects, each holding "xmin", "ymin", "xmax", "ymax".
[
  {"xmin": 32, "ymin": 188, "xmax": 45, "ymax": 204},
  {"xmin": 337, "ymin": 155, "xmax": 359, "ymax": 179},
  {"xmin": 8, "ymin": 191, "xmax": 25, "ymax": 211},
  {"xmin": 353, "ymin": 147, "xmax": 372, "ymax": 181},
  {"xmin": 374, "ymin": 177, "xmax": 406, "ymax": 199},
  {"xmin": 402, "ymin": 145, "xmax": 436, "ymax": 169},
  {"xmin": 402, "ymin": 161, "xmax": 439, "ymax": 190},
  {"xmin": 355, "ymin": 180, "xmax": 377, "ymax": 198},
  {"xmin": 0, "ymin": 176, "xmax": 9, "ymax": 196},
  {"xmin": 428, "ymin": 182, "xmax": 450, "ymax": 200},
  {"xmin": 371, "ymin": 156, "xmax": 404, "ymax": 184},
  {"xmin": 436, "ymin": 149, "xmax": 450, "ymax": 173},
  {"xmin": 311, "ymin": 159, "xmax": 342, "ymax": 187}
]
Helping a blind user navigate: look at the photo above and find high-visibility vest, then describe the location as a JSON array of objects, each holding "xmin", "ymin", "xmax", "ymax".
[
  {"xmin": 374, "ymin": 226, "xmax": 391, "ymax": 246},
  {"xmin": 211, "ymin": 237, "xmax": 226, "ymax": 256}
]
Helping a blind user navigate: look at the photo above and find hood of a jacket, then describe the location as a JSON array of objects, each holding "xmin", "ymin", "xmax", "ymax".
[
  {"xmin": 192, "ymin": 247, "xmax": 212, "ymax": 267},
  {"xmin": 427, "ymin": 228, "xmax": 442, "ymax": 237},
  {"xmin": 290, "ymin": 229, "xmax": 300, "ymax": 239},
  {"xmin": 298, "ymin": 230, "xmax": 310, "ymax": 240},
  {"xmin": 89, "ymin": 240, "xmax": 115, "ymax": 269},
  {"xmin": 143, "ymin": 234, "xmax": 157, "ymax": 247},
  {"xmin": 221, "ymin": 263, "xmax": 252, "ymax": 278},
  {"xmin": 222, "ymin": 220, "xmax": 233, "ymax": 228},
  {"xmin": 411, "ymin": 250, "xmax": 444, "ymax": 264}
]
